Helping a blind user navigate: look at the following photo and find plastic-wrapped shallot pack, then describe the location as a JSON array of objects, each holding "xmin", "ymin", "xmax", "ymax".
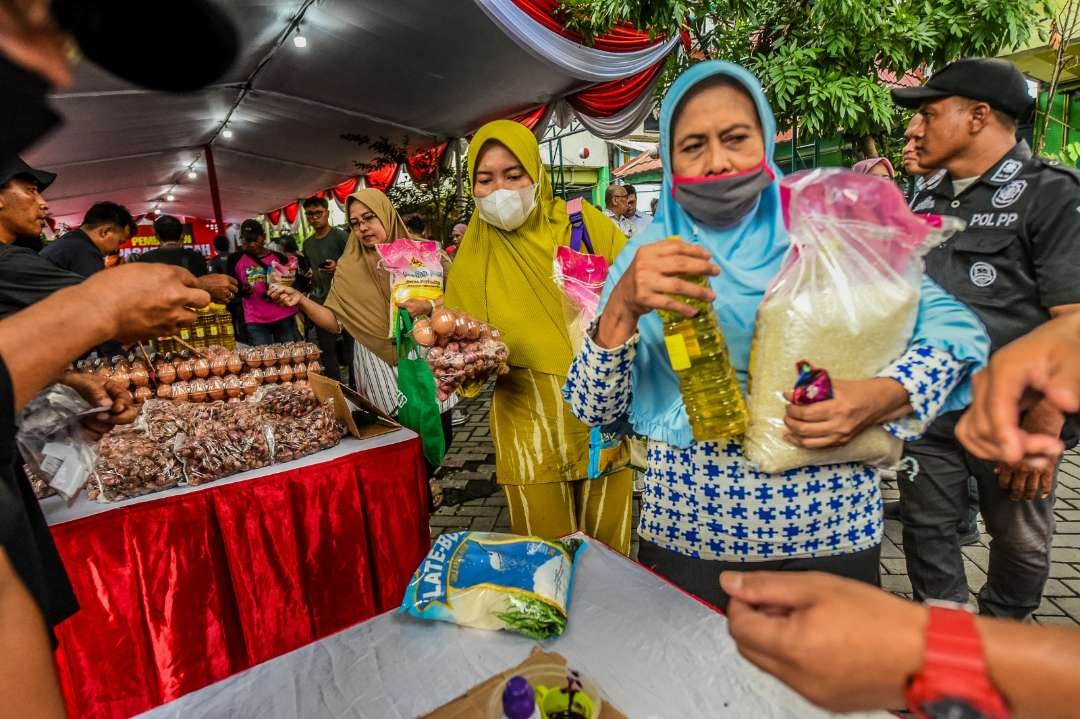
[
  {"xmin": 411, "ymin": 308, "xmax": 509, "ymax": 401},
  {"xmin": 745, "ymin": 169, "xmax": 962, "ymax": 474}
]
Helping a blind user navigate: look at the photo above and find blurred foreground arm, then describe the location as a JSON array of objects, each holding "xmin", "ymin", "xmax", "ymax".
[
  {"xmin": 1, "ymin": 263, "xmax": 208, "ymax": 410},
  {"xmin": 723, "ymin": 570, "xmax": 1080, "ymax": 718}
]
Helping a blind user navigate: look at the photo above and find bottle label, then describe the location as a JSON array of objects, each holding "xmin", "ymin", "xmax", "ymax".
[{"xmin": 664, "ymin": 333, "xmax": 692, "ymax": 371}]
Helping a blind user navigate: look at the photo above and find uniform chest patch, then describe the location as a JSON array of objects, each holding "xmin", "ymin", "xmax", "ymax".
[
  {"xmin": 970, "ymin": 261, "xmax": 997, "ymax": 287},
  {"xmin": 992, "ymin": 180, "xmax": 1027, "ymax": 208}
]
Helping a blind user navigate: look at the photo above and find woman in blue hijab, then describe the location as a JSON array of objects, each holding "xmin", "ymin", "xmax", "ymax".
[{"xmin": 564, "ymin": 61, "xmax": 989, "ymax": 607}]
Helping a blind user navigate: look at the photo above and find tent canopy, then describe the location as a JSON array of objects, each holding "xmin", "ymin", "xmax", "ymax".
[{"xmin": 26, "ymin": 0, "xmax": 671, "ymax": 227}]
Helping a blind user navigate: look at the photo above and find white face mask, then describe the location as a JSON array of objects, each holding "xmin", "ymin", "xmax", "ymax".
[{"xmin": 475, "ymin": 184, "xmax": 537, "ymax": 231}]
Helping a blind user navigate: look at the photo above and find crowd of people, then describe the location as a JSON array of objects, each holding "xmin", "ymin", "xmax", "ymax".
[{"xmin": 2, "ymin": 0, "xmax": 1080, "ymax": 714}]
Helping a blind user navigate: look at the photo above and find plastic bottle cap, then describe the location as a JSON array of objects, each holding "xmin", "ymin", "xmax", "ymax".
[{"xmin": 502, "ymin": 676, "xmax": 535, "ymax": 719}]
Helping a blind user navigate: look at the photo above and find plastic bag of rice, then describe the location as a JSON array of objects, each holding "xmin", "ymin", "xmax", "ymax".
[
  {"xmin": 400, "ymin": 532, "xmax": 585, "ymax": 639},
  {"xmin": 745, "ymin": 169, "xmax": 961, "ymax": 474}
]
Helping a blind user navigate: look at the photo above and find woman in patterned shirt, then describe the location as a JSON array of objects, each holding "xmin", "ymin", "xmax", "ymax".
[{"xmin": 564, "ymin": 61, "xmax": 990, "ymax": 608}]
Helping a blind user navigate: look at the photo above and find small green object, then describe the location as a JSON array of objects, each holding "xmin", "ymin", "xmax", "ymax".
[{"xmin": 394, "ymin": 308, "xmax": 445, "ymax": 466}]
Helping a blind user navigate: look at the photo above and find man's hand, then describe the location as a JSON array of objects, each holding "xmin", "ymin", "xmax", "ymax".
[
  {"xmin": 993, "ymin": 402, "xmax": 1064, "ymax": 501},
  {"xmin": 195, "ymin": 273, "xmax": 238, "ymax": 304},
  {"xmin": 84, "ymin": 264, "xmax": 210, "ymax": 344},
  {"xmin": 722, "ymin": 570, "xmax": 926, "ymax": 713},
  {"xmin": 783, "ymin": 377, "xmax": 911, "ymax": 449},
  {"xmin": 956, "ymin": 313, "xmax": 1080, "ymax": 466},
  {"xmin": 58, "ymin": 372, "xmax": 137, "ymax": 440},
  {"xmin": 319, "ymin": 260, "xmax": 337, "ymax": 274}
]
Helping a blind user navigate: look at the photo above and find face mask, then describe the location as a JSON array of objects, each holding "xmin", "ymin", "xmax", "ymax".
[
  {"xmin": 672, "ymin": 161, "xmax": 775, "ymax": 228},
  {"xmin": 476, "ymin": 184, "xmax": 537, "ymax": 231}
]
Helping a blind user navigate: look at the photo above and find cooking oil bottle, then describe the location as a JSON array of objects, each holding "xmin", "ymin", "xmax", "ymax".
[{"xmin": 658, "ymin": 275, "xmax": 748, "ymax": 441}]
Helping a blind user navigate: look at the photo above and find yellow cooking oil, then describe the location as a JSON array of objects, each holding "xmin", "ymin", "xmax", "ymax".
[{"xmin": 657, "ymin": 275, "xmax": 747, "ymax": 441}]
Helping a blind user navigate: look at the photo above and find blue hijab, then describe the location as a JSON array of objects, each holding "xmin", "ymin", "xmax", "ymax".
[{"xmin": 595, "ymin": 60, "xmax": 988, "ymax": 448}]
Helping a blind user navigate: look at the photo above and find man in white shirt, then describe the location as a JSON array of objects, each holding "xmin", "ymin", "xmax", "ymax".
[{"xmin": 603, "ymin": 184, "xmax": 635, "ymax": 237}]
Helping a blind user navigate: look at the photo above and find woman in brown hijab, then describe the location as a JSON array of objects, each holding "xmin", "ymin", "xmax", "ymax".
[{"xmin": 269, "ymin": 189, "xmax": 456, "ymax": 482}]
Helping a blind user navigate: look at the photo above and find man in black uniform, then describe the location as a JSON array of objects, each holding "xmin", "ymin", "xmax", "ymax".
[
  {"xmin": 138, "ymin": 214, "xmax": 209, "ymax": 277},
  {"xmin": 893, "ymin": 58, "xmax": 1080, "ymax": 619}
]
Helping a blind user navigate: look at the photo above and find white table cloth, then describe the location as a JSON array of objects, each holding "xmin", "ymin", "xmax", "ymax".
[{"xmin": 139, "ymin": 535, "xmax": 891, "ymax": 719}]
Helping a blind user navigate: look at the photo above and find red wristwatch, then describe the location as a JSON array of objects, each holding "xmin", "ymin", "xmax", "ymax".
[{"xmin": 905, "ymin": 602, "xmax": 1010, "ymax": 719}]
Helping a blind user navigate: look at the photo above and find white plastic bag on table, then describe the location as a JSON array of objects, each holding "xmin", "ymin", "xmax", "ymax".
[
  {"xmin": 16, "ymin": 384, "xmax": 100, "ymax": 501},
  {"xmin": 745, "ymin": 169, "xmax": 963, "ymax": 474}
]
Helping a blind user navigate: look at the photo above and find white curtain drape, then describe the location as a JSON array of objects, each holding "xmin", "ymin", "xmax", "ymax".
[{"xmin": 473, "ymin": 0, "xmax": 678, "ymax": 82}]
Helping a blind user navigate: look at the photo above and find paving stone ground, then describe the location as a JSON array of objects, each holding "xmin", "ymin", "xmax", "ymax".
[{"xmin": 432, "ymin": 392, "xmax": 1080, "ymax": 625}]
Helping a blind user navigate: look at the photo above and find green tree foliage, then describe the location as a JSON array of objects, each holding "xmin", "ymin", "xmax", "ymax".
[{"xmin": 558, "ymin": 0, "xmax": 1050, "ymax": 158}]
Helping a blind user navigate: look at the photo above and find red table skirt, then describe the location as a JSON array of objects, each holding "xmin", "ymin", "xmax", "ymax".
[{"xmin": 49, "ymin": 437, "xmax": 429, "ymax": 719}]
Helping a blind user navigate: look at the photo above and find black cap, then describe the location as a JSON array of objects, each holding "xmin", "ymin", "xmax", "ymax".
[
  {"xmin": 891, "ymin": 58, "xmax": 1034, "ymax": 120},
  {"xmin": 240, "ymin": 219, "xmax": 264, "ymax": 239},
  {"xmin": 0, "ymin": 157, "xmax": 56, "ymax": 190},
  {"xmin": 51, "ymin": 0, "xmax": 238, "ymax": 93}
]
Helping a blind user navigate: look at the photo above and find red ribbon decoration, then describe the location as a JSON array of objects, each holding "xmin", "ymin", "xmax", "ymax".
[
  {"xmin": 267, "ymin": 209, "xmax": 282, "ymax": 225},
  {"xmin": 405, "ymin": 143, "xmax": 448, "ymax": 184},
  {"xmin": 510, "ymin": 0, "xmax": 663, "ymax": 52},
  {"xmin": 331, "ymin": 177, "xmax": 359, "ymax": 204},
  {"xmin": 283, "ymin": 202, "xmax": 300, "ymax": 224},
  {"xmin": 509, "ymin": 105, "xmax": 550, "ymax": 130},
  {"xmin": 567, "ymin": 60, "xmax": 665, "ymax": 118},
  {"xmin": 365, "ymin": 163, "xmax": 399, "ymax": 192}
]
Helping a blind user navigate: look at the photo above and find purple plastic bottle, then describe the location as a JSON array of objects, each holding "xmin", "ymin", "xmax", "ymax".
[{"xmin": 502, "ymin": 676, "xmax": 539, "ymax": 719}]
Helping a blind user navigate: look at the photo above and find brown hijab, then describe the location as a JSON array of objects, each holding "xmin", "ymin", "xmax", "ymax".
[{"xmin": 324, "ymin": 188, "xmax": 419, "ymax": 365}]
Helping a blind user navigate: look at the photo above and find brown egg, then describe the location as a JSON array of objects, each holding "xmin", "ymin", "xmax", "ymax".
[
  {"xmin": 177, "ymin": 360, "xmax": 194, "ymax": 381},
  {"xmin": 262, "ymin": 365, "xmax": 280, "ymax": 384},
  {"xmin": 157, "ymin": 383, "xmax": 174, "ymax": 400},
  {"xmin": 226, "ymin": 353, "xmax": 244, "ymax": 375},
  {"xmin": 307, "ymin": 360, "xmax": 322, "ymax": 376},
  {"xmin": 224, "ymin": 375, "xmax": 242, "ymax": 398},
  {"xmin": 210, "ymin": 355, "xmax": 228, "ymax": 377},
  {"xmin": 412, "ymin": 319, "xmax": 436, "ymax": 347},
  {"xmin": 134, "ymin": 386, "xmax": 153, "ymax": 403},
  {"xmin": 155, "ymin": 361, "xmax": 176, "ymax": 384},
  {"xmin": 206, "ymin": 376, "xmax": 226, "ymax": 401},
  {"xmin": 129, "ymin": 367, "xmax": 149, "ymax": 387},
  {"xmin": 171, "ymin": 377, "xmax": 191, "ymax": 399},
  {"xmin": 430, "ymin": 308, "xmax": 456, "ymax": 336},
  {"xmin": 279, "ymin": 364, "xmax": 294, "ymax": 382},
  {"xmin": 188, "ymin": 380, "xmax": 207, "ymax": 402},
  {"xmin": 193, "ymin": 358, "xmax": 211, "ymax": 379}
]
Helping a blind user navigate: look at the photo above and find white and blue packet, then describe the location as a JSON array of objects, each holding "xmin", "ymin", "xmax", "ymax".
[{"xmin": 399, "ymin": 532, "xmax": 585, "ymax": 640}]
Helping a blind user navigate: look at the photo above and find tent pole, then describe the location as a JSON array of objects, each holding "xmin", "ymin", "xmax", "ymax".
[{"xmin": 204, "ymin": 143, "xmax": 225, "ymax": 230}]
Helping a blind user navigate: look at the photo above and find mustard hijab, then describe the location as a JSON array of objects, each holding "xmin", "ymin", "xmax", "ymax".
[
  {"xmin": 445, "ymin": 120, "xmax": 626, "ymax": 376},
  {"xmin": 324, "ymin": 188, "xmax": 419, "ymax": 365}
]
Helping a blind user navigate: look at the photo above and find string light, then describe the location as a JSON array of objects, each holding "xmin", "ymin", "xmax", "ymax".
[
  {"xmin": 166, "ymin": 193, "xmax": 176, "ymax": 202},
  {"xmin": 187, "ymin": 169, "xmax": 197, "ymax": 179},
  {"xmin": 293, "ymin": 22, "xmax": 307, "ymax": 48},
  {"xmin": 222, "ymin": 128, "xmax": 234, "ymax": 139}
]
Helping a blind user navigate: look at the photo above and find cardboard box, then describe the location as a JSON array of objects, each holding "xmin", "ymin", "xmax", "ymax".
[
  {"xmin": 422, "ymin": 648, "xmax": 626, "ymax": 719},
  {"xmin": 307, "ymin": 373, "xmax": 402, "ymax": 441}
]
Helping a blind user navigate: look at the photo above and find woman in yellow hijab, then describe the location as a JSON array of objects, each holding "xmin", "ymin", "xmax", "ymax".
[{"xmin": 445, "ymin": 120, "xmax": 633, "ymax": 554}]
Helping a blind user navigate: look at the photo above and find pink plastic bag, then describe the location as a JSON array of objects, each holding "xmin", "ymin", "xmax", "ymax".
[
  {"xmin": 553, "ymin": 199, "xmax": 610, "ymax": 353},
  {"xmin": 746, "ymin": 169, "xmax": 963, "ymax": 474}
]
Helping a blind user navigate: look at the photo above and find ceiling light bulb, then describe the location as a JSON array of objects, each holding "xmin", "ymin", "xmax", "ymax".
[
  {"xmin": 187, "ymin": 170, "xmax": 197, "ymax": 179},
  {"xmin": 293, "ymin": 34, "xmax": 307, "ymax": 48},
  {"xmin": 222, "ymin": 128, "xmax": 234, "ymax": 139},
  {"xmin": 166, "ymin": 194, "xmax": 176, "ymax": 202}
]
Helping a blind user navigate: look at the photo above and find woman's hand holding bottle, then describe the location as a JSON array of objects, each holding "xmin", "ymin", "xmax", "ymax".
[{"xmin": 595, "ymin": 238, "xmax": 719, "ymax": 348}]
